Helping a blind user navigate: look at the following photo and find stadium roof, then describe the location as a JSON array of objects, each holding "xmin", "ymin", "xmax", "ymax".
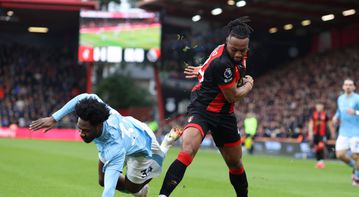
[
  {"xmin": 0, "ymin": 0, "xmax": 98, "ymax": 35},
  {"xmin": 139, "ymin": 0, "xmax": 359, "ymax": 33},
  {"xmin": 0, "ymin": 0, "xmax": 98, "ymax": 11}
]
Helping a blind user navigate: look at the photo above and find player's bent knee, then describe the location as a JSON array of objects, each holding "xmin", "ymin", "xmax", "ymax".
[
  {"xmin": 228, "ymin": 160, "xmax": 243, "ymax": 169},
  {"xmin": 336, "ymin": 152, "xmax": 345, "ymax": 160}
]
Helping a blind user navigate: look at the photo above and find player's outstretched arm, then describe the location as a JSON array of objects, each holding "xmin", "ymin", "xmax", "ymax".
[
  {"xmin": 102, "ymin": 169, "xmax": 121, "ymax": 197},
  {"xmin": 184, "ymin": 65, "xmax": 202, "ymax": 78},
  {"xmin": 30, "ymin": 116, "xmax": 57, "ymax": 132}
]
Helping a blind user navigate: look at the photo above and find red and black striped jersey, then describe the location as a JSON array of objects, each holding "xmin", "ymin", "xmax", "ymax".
[
  {"xmin": 188, "ymin": 44, "xmax": 246, "ymax": 114},
  {"xmin": 311, "ymin": 111, "xmax": 329, "ymax": 136}
]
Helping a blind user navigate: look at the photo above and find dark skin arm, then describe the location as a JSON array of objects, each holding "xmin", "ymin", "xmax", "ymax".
[{"xmin": 221, "ymin": 75, "xmax": 254, "ymax": 103}]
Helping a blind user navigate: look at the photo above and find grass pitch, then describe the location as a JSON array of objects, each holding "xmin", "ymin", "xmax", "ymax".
[{"xmin": 0, "ymin": 138, "xmax": 357, "ymax": 197}]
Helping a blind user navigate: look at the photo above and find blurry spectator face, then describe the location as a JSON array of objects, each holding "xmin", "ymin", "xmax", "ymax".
[
  {"xmin": 342, "ymin": 79, "xmax": 355, "ymax": 95},
  {"xmin": 76, "ymin": 118, "xmax": 102, "ymax": 143},
  {"xmin": 226, "ymin": 36, "xmax": 249, "ymax": 64},
  {"xmin": 315, "ymin": 103, "xmax": 324, "ymax": 112}
]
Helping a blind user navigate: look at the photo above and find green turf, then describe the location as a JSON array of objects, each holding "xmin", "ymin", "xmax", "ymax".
[
  {"xmin": 80, "ymin": 27, "xmax": 161, "ymax": 49},
  {"xmin": 0, "ymin": 138, "xmax": 357, "ymax": 197}
]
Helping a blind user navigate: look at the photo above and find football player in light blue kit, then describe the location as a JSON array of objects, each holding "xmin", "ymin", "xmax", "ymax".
[
  {"xmin": 332, "ymin": 79, "xmax": 359, "ymax": 186},
  {"xmin": 30, "ymin": 93, "xmax": 182, "ymax": 196}
]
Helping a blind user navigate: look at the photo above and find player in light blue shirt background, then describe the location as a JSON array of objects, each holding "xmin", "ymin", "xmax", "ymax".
[
  {"xmin": 30, "ymin": 93, "xmax": 182, "ymax": 196},
  {"xmin": 332, "ymin": 79, "xmax": 359, "ymax": 186}
]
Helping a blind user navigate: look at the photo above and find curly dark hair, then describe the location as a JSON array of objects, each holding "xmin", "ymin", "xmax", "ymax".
[
  {"xmin": 75, "ymin": 98, "xmax": 110, "ymax": 126},
  {"xmin": 225, "ymin": 16, "xmax": 254, "ymax": 39}
]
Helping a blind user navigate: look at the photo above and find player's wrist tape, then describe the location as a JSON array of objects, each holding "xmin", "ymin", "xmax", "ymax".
[{"xmin": 356, "ymin": 110, "xmax": 359, "ymax": 116}]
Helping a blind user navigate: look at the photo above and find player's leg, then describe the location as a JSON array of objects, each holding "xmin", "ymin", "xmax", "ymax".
[
  {"xmin": 215, "ymin": 114, "xmax": 248, "ymax": 197},
  {"xmin": 350, "ymin": 137, "xmax": 359, "ymax": 186},
  {"xmin": 159, "ymin": 112, "xmax": 212, "ymax": 197},
  {"xmin": 123, "ymin": 176, "xmax": 151, "ymax": 196},
  {"xmin": 244, "ymin": 134, "xmax": 254, "ymax": 155},
  {"xmin": 159, "ymin": 126, "xmax": 203, "ymax": 197},
  {"xmin": 218, "ymin": 145, "xmax": 248, "ymax": 197},
  {"xmin": 336, "ymin": 136, "xmax": 355, "ymax": 168},
  {"xmin": 352, "ymin": 153, "xmax": 359, "ymax": 186},
  {"xmin": 160, "ymin": 127, "xmax": 184, "ymax": 154},
  {"xmin": 314, "ymin": 135, "xmax": 325, "ymax": 168}
]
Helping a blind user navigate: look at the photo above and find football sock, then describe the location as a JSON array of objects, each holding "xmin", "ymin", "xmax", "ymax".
[
  {"xmin": 348, "ymin": 159, "xmax": 355, "ymax": 168},
  {"xmin": 316, "ymin": 149, "xmax": 324, "ymax": 161},
  {"xmin": 159, "ymin": 152, "xmax": 193, "ymax": 196},
  {"xmin": 229, "ymin": 167, "xmax": 248, "ymax": 197}
]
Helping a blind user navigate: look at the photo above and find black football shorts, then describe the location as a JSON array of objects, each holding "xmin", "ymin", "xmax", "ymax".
[{"xmin": 184, "ymin": 109, "xmax": 241, "ymax": 147}]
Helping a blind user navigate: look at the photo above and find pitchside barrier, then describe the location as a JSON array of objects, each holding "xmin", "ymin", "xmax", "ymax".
[
  {"xmin": 252, "ymin": 137, "xmax": 336, "ymax": 159},
  {"xmin": 187, "ymin": 136, "xmax": 336, "ymax": 159},
  {"xmin": 1, "ymin": 127, "xmax": 336, "ymax": 159},
  {"xmin": 0, "ymin": 127, "xmax": 82, "ymax": 141}
]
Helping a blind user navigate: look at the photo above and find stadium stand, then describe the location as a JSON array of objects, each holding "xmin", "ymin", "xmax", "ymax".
[
  {"xmin": 0, "ymin": 43, "xmax": 86, "ymax": 128},
  {"xmin": 235, "ymin": 45, "xmax": 359, "ymax": 140}
]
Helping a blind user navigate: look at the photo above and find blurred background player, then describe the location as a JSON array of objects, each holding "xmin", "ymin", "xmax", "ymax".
[
  {"xmin": 30, "ymin": 93, "xmax": 182, "ymax": 197},
  {"xmin": 308, "ymin": 102, "xmax": 335, "ymax": 169},
  {"xmin": 159, "ymin": 17, "xmax": 254, "ymax": 197},
  {"xmin": 243, "ymin": 112, "xmax": 258, "ymax": 155},
  {"xmin": 332, "ymin": 79, "xmax": 359, "ymax": 186}
]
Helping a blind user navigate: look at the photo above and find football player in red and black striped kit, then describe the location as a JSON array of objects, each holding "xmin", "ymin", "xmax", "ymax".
[
  {"xmin": 308, "ymin": 102, "xmax": 335, "ymax": 169},
  {"xmin": 159, "ymin": 17, "xmax": 254, "ymax": 197}
]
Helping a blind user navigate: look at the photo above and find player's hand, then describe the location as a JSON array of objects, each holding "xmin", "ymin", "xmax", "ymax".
[
  {"xmin": 29, "ymin": 117, "xmax": 57, "ymax": 132},
  {"xmin": 184, "ymin": 65, "xmax": 201, "ymax": 78},
  {"xmin": 243, "ymin": 75, "xmax": 254, "ymax": 89},
  {"xmin": 346, "ymin": 108, "xmax": 355, "ymax": 115}
]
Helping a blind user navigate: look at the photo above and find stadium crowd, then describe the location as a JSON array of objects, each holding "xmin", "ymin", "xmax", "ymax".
[
  {"xmin": 235, "ymin": 45, "xmax": 359, "ymax": 140},
  {"xmin": 0, "ymin": 44, "xmax": 86, "ymax": 128}
]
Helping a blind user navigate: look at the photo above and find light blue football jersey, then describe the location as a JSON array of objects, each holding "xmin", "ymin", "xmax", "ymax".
[
  {"xmin": 52, "ymin": 93, "xmax": 155, "ymax": 197},
  {"xmin": 335, "ymin": 93, "xmax": 359, "ymax": 137}
]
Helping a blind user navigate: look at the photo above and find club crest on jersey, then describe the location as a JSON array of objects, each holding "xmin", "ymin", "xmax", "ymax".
[
  {"xmin": 187, "ymin": 116, "xmax": 194, "ymax": 123},
  {"xmin": 224, "ymin": 68, "xmax": 232, "ymax": 79}
]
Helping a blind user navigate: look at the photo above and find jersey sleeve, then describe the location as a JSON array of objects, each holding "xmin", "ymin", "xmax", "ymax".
[
  {"xmin": 101, "ymin": 169, "xmax": 121, "ymax": 197},
  {"xmin": 100, "ymin": 145, "xmax": 125, "ymax": 196},
  {"xmin": 212, "ymin": 61, "xmax": 236, "ymax": 89},
  {"xmin": 334, "ymin": 98, "xmax": 341, "ymax": 118},
  {"xmin": 51, "ymin": 93, "xmax": 105, "ymax": 121},
  {"xmin": 103, "ymin": 145, "xmax": 126, "ymax": 172}
]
